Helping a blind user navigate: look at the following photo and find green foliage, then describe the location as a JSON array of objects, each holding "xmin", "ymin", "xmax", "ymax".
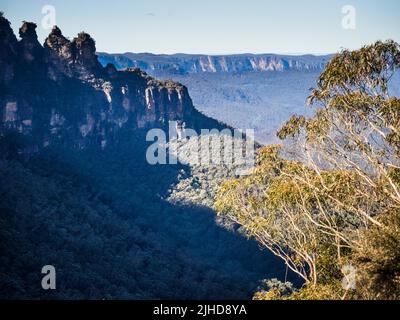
[
  {"xmin": 216, "ymin": 40, "xmax": 400, "ymax": 300},
  {"xmin": 253, "ymin": 279, "xmax": 295, "ymax": 300}
]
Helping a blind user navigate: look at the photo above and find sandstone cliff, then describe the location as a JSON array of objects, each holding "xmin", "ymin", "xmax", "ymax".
[
  {"xmin": 98, "ymin": 52, "xmax": 333, "ymax": 76},
  {"xmin": 0, "ymin": 15, "xmax": 195, "ymax": 152}
]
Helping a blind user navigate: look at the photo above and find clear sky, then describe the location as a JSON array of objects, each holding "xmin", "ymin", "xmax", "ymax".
[{"xmin": 1, "ymin": 0, "xmax": 399, "ymax": 55}]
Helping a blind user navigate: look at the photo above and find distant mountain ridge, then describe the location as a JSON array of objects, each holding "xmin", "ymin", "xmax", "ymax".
[
  {"xmin": 98, "ymin": 52, "xmax": 333, "ymax": 76},
  {"xmin": 0, "ymin": 15, "xmax": 225, "ymax": 154},
  {"xmin": 98, "ymin": 51, "xmax": 332, "ymax": 143}
]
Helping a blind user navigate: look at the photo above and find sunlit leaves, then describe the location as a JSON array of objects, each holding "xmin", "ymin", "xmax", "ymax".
[{"xmin": 215, "ymin": 40, "xmax": 400, "ymax": 300}]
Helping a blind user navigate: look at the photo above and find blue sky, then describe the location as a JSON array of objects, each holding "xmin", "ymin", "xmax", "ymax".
[{"xmin": 1, "ymin": 0, "xmax": 399, "ymax": 54}]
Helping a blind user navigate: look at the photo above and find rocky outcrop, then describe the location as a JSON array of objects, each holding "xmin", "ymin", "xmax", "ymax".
[
  {"xmin": 44, "ymin": 26, "xmax": 75, "ymax": 78},
  {"xmin": 0, "ymin": 14, "xmax": 18, "ymax": 85},
  {"xmin": 18, "ymin": 22, "xmax": 43, "ymax": 64},
  {"xmin": 0, "ymin": 15, "xmax": 195, "ymax": 152},
  {"xmin": 98, "ymin": 52, "xmax": 333, "ymax": 75}
]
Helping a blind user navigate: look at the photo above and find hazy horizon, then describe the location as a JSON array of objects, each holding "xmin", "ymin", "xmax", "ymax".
[
  {"xmin": 1, "ymin": 0, "xmax": 399, "ymax": 55},
  {"xmin": 98, "ymin": 51, "xmax": 335, "ymax": 57}
]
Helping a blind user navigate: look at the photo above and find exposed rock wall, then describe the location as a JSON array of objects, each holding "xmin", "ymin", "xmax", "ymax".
[
  {"xmin": 0, "ymin": 15, "xmax": 194, "ymax": 152},
  {"xmin": 98, "ymin": 52, "xmax": 333, "ymax": 75}
]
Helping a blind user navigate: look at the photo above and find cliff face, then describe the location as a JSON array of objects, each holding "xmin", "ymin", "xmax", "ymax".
[
  {"xmin": 0, "ymin": 16, "xmax": 194, "ymax": 152},
  {"xmin": 98, "ymin": 52, "xmax": 333, "ymax": 76}
]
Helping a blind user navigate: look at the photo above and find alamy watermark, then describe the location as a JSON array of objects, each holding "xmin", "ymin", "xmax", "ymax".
[
  {"xmin": 341, "ymin": 5, "xmax": 356, "ymax": 30},
  {"xmin": 341, "ymin": 264, "xmax": 356, "ymax": 290},
  {"xmin": 41, "ymin": 265, "xmax": 56, "ymax": 290},
  {"xmin": 41, "ymin": 5, "xmax": 56, "ymax": 30},
  {"xmin": 146, "ymin": 121, "xmax": 255, "ymax": 176}
]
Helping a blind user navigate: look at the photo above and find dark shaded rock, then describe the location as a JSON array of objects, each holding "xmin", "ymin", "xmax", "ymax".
[
  {"xmin": 72, "ymin": 32, "xmax": 104, "ymax": 76},
  {"xmin": 0, "ymin": 15, "xmax": 198, "ymax": 154},
  {"xmin": 105, "ymin": 63, "xmax": 118, "ymax": 77},
  {"xmin": 0, "ymin": 13, "xmax": 18, "ymax": 84},
  {"xmin": 44, "ymin": 26, "xmax": 75, "ymax": 78},
  {"xmin": 18, "ymin": 21, "xmax": 43, "ymax": 63},
  {"xmin": 45, "ymin": 26, "xmax": 72, "ymax": 58}
]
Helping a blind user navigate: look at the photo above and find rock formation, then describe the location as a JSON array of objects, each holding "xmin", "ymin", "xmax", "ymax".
[
  {"xmin": 0, "ymin": 14, "xmax": 195, "ymax": 153},
  {"xmin": 98, "ymin": 52, "xmax": 333, "ymax": 76}
]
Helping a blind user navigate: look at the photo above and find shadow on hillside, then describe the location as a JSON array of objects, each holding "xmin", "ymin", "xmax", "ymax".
[{"xmin": 0, "ymin": 128, "xmax": 298, "ymax": 299}]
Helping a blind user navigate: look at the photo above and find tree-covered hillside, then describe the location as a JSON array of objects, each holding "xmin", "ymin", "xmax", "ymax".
[{"xmin": 0, "ymin": 132, "xmax": 288, "ymax": 299}]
